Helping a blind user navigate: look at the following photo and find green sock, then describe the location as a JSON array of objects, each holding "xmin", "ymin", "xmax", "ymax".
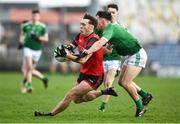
[
  {"xmin": 135, "ymin": 99, "xmax": 144, "ymax": 109},
  {"xmin": 138, "ymin": 89, "xmax": 148, "ymax": 98},
  {"xmin": 26, "ymin": 82, "xmax": 32, "ymax": 89},
  {"xmin": 100, "ymin": 101, "xmax": 106, "ymax": 109}
]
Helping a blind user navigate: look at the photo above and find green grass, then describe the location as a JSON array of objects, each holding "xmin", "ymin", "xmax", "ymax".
[{"xmin": 0, "ymin": 72, "xmax": 180, "ymax": 123}]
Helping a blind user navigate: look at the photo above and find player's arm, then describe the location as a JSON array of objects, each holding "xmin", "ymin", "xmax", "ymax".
[
  {"xmin": 66, "ymin": 53, "xmax": 92, "ymax": 64},
  {"xmin": 86, "ymin": 38, "xmax": 108, "ymax": 54},
  {"xmin": 39, "ymin": 34, "xmax": 48, "ymax": 42},
  {"xmin": 31, "ymin": 25, "xmax": 49, "ymax": 42},
  {"xmin": 19, "ymin": 31, "xmax": 24, "ymax": 44},
  {"xmin": 63, "ymin": 34, "xmax": 80, "ymax": 53},
  {"xmin": 103, "ymin": 43, "xmax": 113, "ymax": 55},
  {"xmin": 18, "ymin": 24, "xmax": 25, "ymax": 50},
  {"xmin": 40, "ymin": 25, "xmax": 49, "ymax": 42}
]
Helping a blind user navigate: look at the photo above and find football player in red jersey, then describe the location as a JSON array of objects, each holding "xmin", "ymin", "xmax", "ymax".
[{"xmin": 34, "ymin": 13, "xmax": 118, "ymax": 117}]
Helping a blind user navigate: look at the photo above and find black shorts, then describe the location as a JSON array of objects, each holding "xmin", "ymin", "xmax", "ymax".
[{"xmin": 77, "ymin": 73, "xmax": 104, "ymax": 90}]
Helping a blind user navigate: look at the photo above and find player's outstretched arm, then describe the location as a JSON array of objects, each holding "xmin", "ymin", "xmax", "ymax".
[
  {"xmin": 66, "ymin": 53, "xmax": 92, "ymax": 64},
  {"xmin": 75, "ymin": 38, "xmax": 108, "ymax": 60},
  {"xmin": 86, "ymin": 38, "xmax": 108, "ymax": 55}
]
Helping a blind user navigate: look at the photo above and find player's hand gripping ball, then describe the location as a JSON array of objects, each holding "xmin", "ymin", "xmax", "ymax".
[{"xmin": 54, "ymin": 45, "xmax": 70, "ymax": 62}]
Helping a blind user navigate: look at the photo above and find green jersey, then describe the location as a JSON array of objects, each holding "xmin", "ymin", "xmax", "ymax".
[
  {"xmin": 101, "ymin": 23, "xmax": 141, "ymax": 56},
  {"xmin": 94, "ymin": 24, "xmax": 121, "ymax": 61},
  {"xmin": 22, "ymin": 21, "xmax": 48, "ymax": 50}
]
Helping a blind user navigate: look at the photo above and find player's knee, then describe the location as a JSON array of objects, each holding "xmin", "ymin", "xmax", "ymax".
[
  {"xmin": 119, "ymin": 80, "xmax": 127, "ymax": 88},
  {"xmin": 118, "ymin": 78, "xmax": 123, "ymax": 87},
  {"xmin": 27, "ymin": 65, "xmax": 33, "ymax": 72},
  {"xmin": 68, "ymin": 89, "xmax": 80, "ymax": 99}
]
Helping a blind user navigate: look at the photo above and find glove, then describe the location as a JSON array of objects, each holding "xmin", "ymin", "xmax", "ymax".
[
  {"xmin": 63, "ymin": 44, "xmax": 74, "ymax": 53},
  {"xmin": 54, "ymin": 45, "xmax": 67, "ymax": 57},
  {"xmin": 75, "ymin": 50, "xmax": 88, "ymax": 61},
  {"xmin": 30, "ymin": 33, "xmax": 39, "ymax": 41},
  {"xmin": 17, "ymin": 43, "xmax": 24, "ymax": 50}
]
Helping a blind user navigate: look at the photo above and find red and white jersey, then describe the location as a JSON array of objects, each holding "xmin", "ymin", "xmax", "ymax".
[{"xmin": 72, "ymin": 33, "xmax": 103, "ymax": 76}]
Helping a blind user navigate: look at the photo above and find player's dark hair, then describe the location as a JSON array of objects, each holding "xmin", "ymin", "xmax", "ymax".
[
  {"xmin": 107, "ymin": 3, "xmax": 118, "ymax": 10},
  {"xmin": 32, "ymin": 9, "xmax": 40, "ymax": 14},
  {"xmin": 96, "ymin": 11, "xmax": 112, "ymax": 21},
  {"xmin": 83, "ymin": 13, "xmax": 97, "ymax": 27}
]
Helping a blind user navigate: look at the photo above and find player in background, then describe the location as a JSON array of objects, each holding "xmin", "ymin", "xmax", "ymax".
[
  {"xmin": 34, "ymin": 13, "xmax": 118, "ymax": 116},
  {"xmin": 18, "ymin": 9, "xmax": 49, "ymax": 93},
  {"xmin": 78, "ymin": 11, "xmax": 153, "ymax": 117},
  {"xmin": 98, "ymin": 4, "xmax": 122, "ymax": 112}
]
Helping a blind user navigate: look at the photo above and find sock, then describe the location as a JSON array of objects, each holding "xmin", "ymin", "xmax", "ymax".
[
  {"xmin": 44, "ymin": 112, "xmax": 53, "ymax": 116},
  {"xmin": 138, "ymin": 89, "xmax": 148, "ymax": 98},
  {"xmin": 100, "ymin": 101, "xmax": 106, "ymax": 108},
  {"xmin": 22, "ymin": 78, "xmax": 27, "ymax": 85},
  {"xmin": 101, "ymin": 90, "xmax": 104, "ymax": 95},
  {"xmin": 26, "ymin": 82, "xmax": 32, "ymax": 89},
  {"xmin": 135, "ymin": 99, "xmax": 144, "ymax": 109},
  {"xmin": 42, "ymin": 77, "xmax": 48, "ymax": 82}
]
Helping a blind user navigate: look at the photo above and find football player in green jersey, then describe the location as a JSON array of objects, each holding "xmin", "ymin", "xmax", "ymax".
[
  {"xmin": 98, "ymin": 4, "xmax": 122, "ymax": 112},
  {"xmin": 19, "ymin": 9, "xmax": 49, "ymax": 93},
  {"xmin": 79, "ymin": 11, "xmax": 153, "ymax": 117}
]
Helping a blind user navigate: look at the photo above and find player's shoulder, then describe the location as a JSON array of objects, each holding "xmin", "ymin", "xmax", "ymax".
[
  {"xmin": 22, "ymin": 21, "xmax": 32, "ymax": 27},
  {"xmin": 37, "ymin": 22, "xmax": 47, "ymax": 28}
]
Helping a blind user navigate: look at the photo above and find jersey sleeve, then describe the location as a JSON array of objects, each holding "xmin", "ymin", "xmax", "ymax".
[
  {"xmin": 86, "ymin": 37, "xmax": 98, "ymax": 49},
  {"xmin": 42, "ymin": 26, "xmax": 48, "ymax": 36},
  {"xmin": 21, "ymin": 23, "xmax": 27, "ymax": 33},
  {"xmin": 101, "ymin": 24, "xmax": 114, "ymax": 41},
  {"xmin": 72, "ymin": 33, "xmax": 80, "ymax": 47}
]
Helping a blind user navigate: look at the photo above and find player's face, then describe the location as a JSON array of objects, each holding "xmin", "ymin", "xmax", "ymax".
[
  {"xmin": 80, "ymin": 19, "xmax": 92, "ymax": 36},
  {"xmin": 96, "ymin": 16, "xmax": 105, "ymax": 31},
  {"xmin": 108, "ymin": 8, "xmax": 118, "ymax": 22},
  {"xmin": 32, "ymin": 13, "xmax": 40, "ymax": 22}
]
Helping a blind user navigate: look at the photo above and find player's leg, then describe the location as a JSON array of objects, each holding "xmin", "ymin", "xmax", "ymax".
[
  {"xmin": 43, "ymin": 81, "xmax": 93, "ymax": 116},
  {"xmin": 81, "ymin": 86, "xmax": 118, "ymax": 103},
  {"xmin": 21, "ymin": 58, "xmax": 28, "ymax": 93},
  {"xmin": 32, "ymin": 68, "xmax": 48, "ymax": 88},
  {"xmin": 73, "ymin": 82, "xmax": 118, "ymax": 104},
  {"xmin": 25, "ymin": 55, "xmax": 33, "ymax": 93},
  {"xmin": 74, "ymin": 73, "xmax": 118, "ymax": 104},
  {"xmin": 31, "ymin": 50, "xmax": 48, "ymax": 88},
  {"xmin": 99, "ymin": 60, "xmax": 120, "ymax": 111},
  {"xmin": 132, "ymin": 82, "xmax": 152, "ymax": 105},
  {"xmin": 99, "ymin": 68, "xmax": 117, "ymax": 112},
  {"xmin": 118, "ymin": 49, "xmax": 149, "ymax": 117},
  {"xmin": 119, "ymin": 65, "xmax": 146, "ymax": 117},
  {"xmin": 120, "ymin": 65, "xmax": 151, "ymax": 102}
]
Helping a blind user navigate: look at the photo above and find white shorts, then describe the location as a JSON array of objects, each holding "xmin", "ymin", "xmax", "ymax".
[
  {"xmin": 123, "ymin": 48, "xmax": 147, "ymax": 68},
  {"xmin": 103, "ymin": 60, "xmax": 121, "ymax": 72},
  {"xmin": 23, "ymin": 47, "xmax": 42, "ymax": 62}
]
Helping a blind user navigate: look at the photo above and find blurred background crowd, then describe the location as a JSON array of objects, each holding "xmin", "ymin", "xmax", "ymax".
[{"xmin": 0, "ymin": 0, "xmax": 179, "ymax": 77}]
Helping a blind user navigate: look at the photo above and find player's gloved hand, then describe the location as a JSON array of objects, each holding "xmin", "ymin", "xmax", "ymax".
[
  {"xmin": 75, "ymin": 49, "xmax": 88, "ymax": 61},
  {"xmin": 30, "ymin": 33, "xmax": 39, "ymax": 41},
  {"xmin": 17, "ymin": 43, "xmax": 24, "ymax": 50},
  {"xmin": 63, "ymin": 44, "xmax": 74, "ymax": 53},
  {"xmin": 54, "ymin": 45, "xmax": 67, "ymax": 57}
]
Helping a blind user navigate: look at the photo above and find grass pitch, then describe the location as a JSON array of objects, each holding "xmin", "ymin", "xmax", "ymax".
[{"xmin": 0, "ymin": 72, "xmax": 180, "ymax": 123}]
